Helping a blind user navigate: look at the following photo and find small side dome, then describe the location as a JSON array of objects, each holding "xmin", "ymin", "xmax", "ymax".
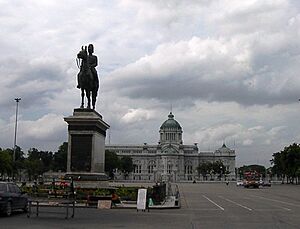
[{"xmin": 160, "ymin": 112, "xmax": 182, "ymax": 130}]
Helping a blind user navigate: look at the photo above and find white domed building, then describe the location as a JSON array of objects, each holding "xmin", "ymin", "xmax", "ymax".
[{"xmin": 106, "ymin": 112, "xmax": 236, "ymax": 182}]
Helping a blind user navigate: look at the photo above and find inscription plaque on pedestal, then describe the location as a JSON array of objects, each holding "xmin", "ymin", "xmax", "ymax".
[{"xmin": 71, "ymin": 134, "xmax": 92, "ymax": 172}]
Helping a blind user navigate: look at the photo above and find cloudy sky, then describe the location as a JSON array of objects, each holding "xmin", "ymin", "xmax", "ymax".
[{"xmin": 1, "ymin": 0, "xmax": 300, "ymax": 167}]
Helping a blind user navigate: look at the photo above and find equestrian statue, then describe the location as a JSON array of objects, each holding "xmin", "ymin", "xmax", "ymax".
[{"xmin": 76, "ymin": 44, "xmax": 99, "ymax": 110}]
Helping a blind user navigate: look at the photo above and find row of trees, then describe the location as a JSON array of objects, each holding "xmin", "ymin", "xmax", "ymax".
[
  {"xmin": 196, "ymin": 161, "xmax": 230, "ymax": 180},
  {"xmin": 0, "ymin": 143, "xmax": 67, "ymax": 181},
  {"xmin": 0, "ymin": 145, "xmax": 134, "ymax": 181},
  {"xmin": 105, "ymin": 150, "xmax": 134, "ymax": 179},
  {"xmin": 271, "ymin": 143, "xmax": 300, "ymax": 184}
]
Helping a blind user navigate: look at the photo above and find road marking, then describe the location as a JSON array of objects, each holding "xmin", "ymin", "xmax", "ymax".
[
  {"xmin": 251, "ymin": 195, "xmax": 300, "ymax": 207},
  {"xmin": 185, "ymin": 208, "xmax": 223, "ymax": 211},
  {"xmin": 218, "ymin": 196, "xmax": 252, "ymax": 211},
  {"xmin": 244, "ymin": 196, "xmax": 292, "ymax": 211},
  {"xmin": 255, "ymin": 208, "xmax": 291, "ymax": 211},
  {"xmin": 202, "ymin": 195, "xmax": 224, "ymax": 211}
]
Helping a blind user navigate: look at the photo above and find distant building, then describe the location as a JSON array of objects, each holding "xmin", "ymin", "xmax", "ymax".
[{"xmin": 106, "ymin": 112, "xmax": 236, "ymax": 182}]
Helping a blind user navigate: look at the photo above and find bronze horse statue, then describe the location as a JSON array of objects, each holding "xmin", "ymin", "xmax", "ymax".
[{"xmin": 76, "ymin": 45, "xmax": 99, "ymax": 109}]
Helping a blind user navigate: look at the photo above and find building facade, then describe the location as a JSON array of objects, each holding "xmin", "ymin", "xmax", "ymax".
[{"xmin": 106, "ymin": 112, "xmax": 236, "ymax": 182}]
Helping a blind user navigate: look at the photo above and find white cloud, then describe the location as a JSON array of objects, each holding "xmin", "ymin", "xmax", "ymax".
[
  {"xmin": 121, "ymin": 108, "xmax": 155, "ymax": 124},
  {"xmin": 19, "ymin": 114, "xmax": 65, "ymax": 140},
  {"xmin": 243, "ymin": 139, "xmax": 253, "ymax": 146},
  {"xmin": 0, "ymin": 113, "xmax": 66, "ymax": 152}
]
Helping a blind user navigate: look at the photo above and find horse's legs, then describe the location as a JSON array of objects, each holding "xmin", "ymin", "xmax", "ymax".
[
  {"xmin": 86, "ymin": 90, "xmax": 91, "ymax": 109},
  {"xmin": 81, "ymin": 89, "xmax": 84, "ymax": 108},
  {"xmin": 92, "ymin": 90, "xmax": 96, "ymax": 110}
]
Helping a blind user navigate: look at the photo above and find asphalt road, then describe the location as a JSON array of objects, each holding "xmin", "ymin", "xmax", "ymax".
[
  {"xmin": 179, "ymin": 183, "xmax": 300, "ymax": 229},
  {"xmin": 1, "ymin": 183, "xmax": 299, "ymax": 229}
]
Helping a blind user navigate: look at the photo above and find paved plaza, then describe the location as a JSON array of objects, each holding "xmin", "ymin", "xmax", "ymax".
[{"xmin": 1, "ymin": 183, "xmax": 299, "ymax": 229}]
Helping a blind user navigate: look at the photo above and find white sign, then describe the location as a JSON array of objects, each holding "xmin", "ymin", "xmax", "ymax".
[{"xmin": 137, "ymin": 188, "xmax": 147, "ymax": 210}]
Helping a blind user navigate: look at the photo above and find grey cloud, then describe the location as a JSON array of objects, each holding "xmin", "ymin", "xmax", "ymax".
[
  {"xmin": 0, "ymin": 58, "xmax": 70, "ymax": 120},
  {"xmin": 116, "ymin": 75, "xmax": 297, "ymax": 106},
  {"xmin": 105, "ymin": 35, "xmax": 300, "ymax": 106}
]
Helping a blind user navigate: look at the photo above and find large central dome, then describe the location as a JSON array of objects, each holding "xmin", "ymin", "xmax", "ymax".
[{"xmin": 160, "ymin": 112, "xmax": 182, "ymax": 130}]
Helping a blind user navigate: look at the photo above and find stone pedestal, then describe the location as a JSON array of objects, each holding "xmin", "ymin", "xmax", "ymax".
[{"xmin": 64, "ymin": 108, "xmax": 110, "ymax": 174}]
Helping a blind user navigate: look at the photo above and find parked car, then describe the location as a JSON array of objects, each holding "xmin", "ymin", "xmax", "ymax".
[
  {"xmin": 0, "ymin": 182, "xmax": 28, "ymax": 216},
  {"xmin": 236, "ymin": 180, "xmax": 243, "ymax": 186},
  {"xmin": 257, "ymin": 179, "xmax": 271, "ymax": 187},
  {"xmin": 262, "ymin": 181, "xmax": 271, "ymax": 187}
]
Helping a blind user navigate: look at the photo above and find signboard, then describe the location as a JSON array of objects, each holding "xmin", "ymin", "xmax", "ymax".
[
  {"xmin": 71, "ymin": 134, "xmax": 92, "ymax": 172},
  {"xmin": 137, "ymin": 189, "xmax": 147, "ymax": 211},
  {"xmin": 97, "ymin": 200, "xmax": 112, "ymax": 209}
]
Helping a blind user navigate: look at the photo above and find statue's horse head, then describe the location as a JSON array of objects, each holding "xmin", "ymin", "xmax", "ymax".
[
  {"xmin": 77, "ymin": 46, "xmax": 88, "ymax": 61},
  {"xmin": 77, "ymin": 45, "xmax": 92, "ymax": 90}
]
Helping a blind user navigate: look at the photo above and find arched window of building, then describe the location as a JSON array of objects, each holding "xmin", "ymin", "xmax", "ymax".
[
  {"xmin": 185, "ymin": 161, "xmax": 193, "ymax": 174},
  {"xmin": 148, "ymin": 160, "xmax": 156, "ymax": 174},
  {"xmin": 134, "ymin": 160, "xmax": 142, "ymax": 174},
  {"xmin": 167, "ymin": 161, "xmax": 173, "ymax": 174}
]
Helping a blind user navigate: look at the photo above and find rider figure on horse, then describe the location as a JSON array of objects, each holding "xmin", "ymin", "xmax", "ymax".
[
  {"xmin": 77, "ymin": 44, "xmax": 98, "ymax": 89},
  {"xmin": 76, "ymin": 44, "xmax": 99, "ymax": 109}
]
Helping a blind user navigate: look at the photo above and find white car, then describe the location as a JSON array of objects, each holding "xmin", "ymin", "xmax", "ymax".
[{"xmin": 236, "ymin": 180, "xmax": 243, "ymax": 186}]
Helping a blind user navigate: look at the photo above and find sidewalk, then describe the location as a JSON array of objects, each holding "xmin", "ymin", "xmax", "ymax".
[
  {"xmin": 114, "ymin": 196, "xmax": 180, "ymax": 209},
  {"xmin": 31, "ymin": 196, "xmax": 180, "ymax": 210}
]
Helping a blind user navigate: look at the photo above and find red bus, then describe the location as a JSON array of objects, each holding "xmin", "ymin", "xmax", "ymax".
[{"xmin": 243, "ymin": 171, "xmax": 260, "ymax": 188}]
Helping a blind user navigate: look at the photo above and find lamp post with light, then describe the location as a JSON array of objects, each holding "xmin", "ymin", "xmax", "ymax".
[{"xmin": 13, "ymin": 98, "xmax": 21, "ymax": 180}]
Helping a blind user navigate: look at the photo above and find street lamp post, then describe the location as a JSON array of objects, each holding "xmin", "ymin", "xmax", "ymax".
[
  {"xmin": 220, "ymin": 166, "xmax": 223, "ymax": 181},
  {"xmin": 13, "ymin": 98, "xmax": 21, "ymax": 163}
]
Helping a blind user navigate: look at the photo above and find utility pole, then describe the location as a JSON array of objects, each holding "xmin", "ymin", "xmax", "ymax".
[{"xmin": 13, "ymin": 98, "xmax": 21, "ymax": 163}]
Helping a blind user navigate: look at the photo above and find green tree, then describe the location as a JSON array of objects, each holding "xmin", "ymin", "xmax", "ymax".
[
  {"xmin": 53, "ymin": 142, "xmax": 68, "ymax": 172},
  {"xmin": 271, "ymin": 151, "xmax": 285, "ymax": 181},
  {"xmin": 26, "ymin": 148, "xmax": 53, "ymax": 172},
  {"xmin": 24, "ymin": 159, "xmax": 43, "ymax": 181},
  {"xmin": 105, "ymin": 150, "xmax": 120, "ymax": 179},
  {"xmin": 39, "ymin": 150, "xmax": 54, "ymax": 172},
  {"xmin": 212, "ymin": 161, "xmax": 226, "ymax": 179},
  {"xmin": 197, "ymin": 162, "xmax": 212, "ymax": 180},
  {"xmin": 284, "ymin": 143, "xmax": 300, "ymax": 184},
  {"xmin": 271, "ymin": 143, "xmax": 300, "ymax": 184},
  {"xmin": 296, "ymin": 168, "xmax": 300, "ymax": 184},
  {"xmin": 27, "ymin": 148, "xmax": 40, "ymax": 160},
  {"xmin": 13, "ymin": 145, "xmax": 25, "ymax": 161},
  {"xmin": 24, "ymin": 148, "xmax": 46, "ymax": 180},
  {"xmin": 0, "ymin": 149, "xmax": 13, "ymax": 177},
  {"xmin": 13, "ymin": 146, "xmax": 26, "ymax": 180},
  {"xmin": 0, "ymin": 146, "xmax": 28, "ymax": 180},
  {"xmin": 14, "ymin": 146, "xmax": 26, "ymax": 174},
  {"xmin": 120, "ymin": 156, "xmax": 134, "ymax": 180}
]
